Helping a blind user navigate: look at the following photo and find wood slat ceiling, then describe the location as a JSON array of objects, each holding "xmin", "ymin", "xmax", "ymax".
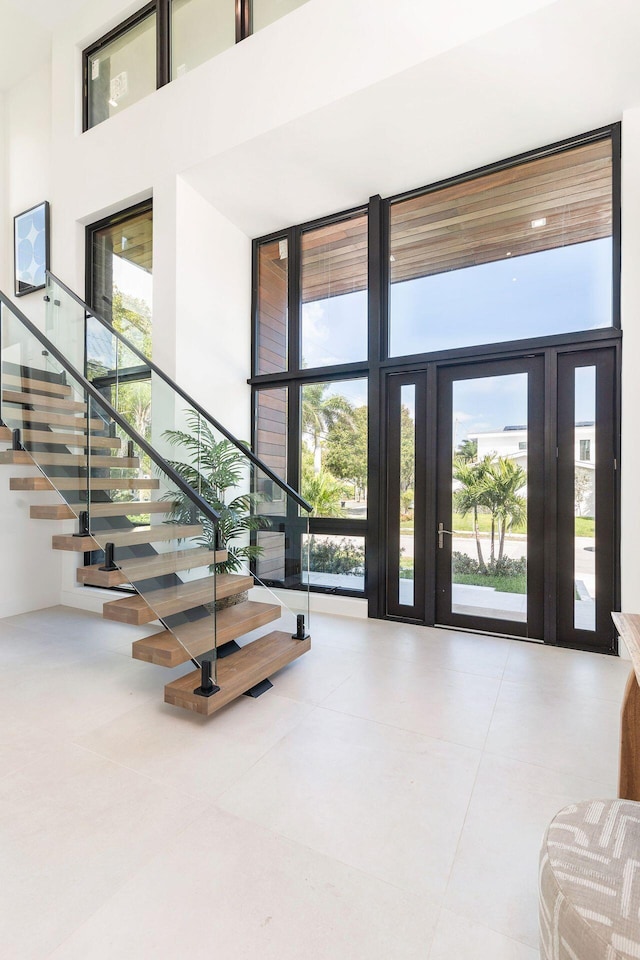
[
  {"xmin": 284, "ymin": 139, "xmax": 612, "ymax": 302},
  {"xmin": 102, "ymin": 212, "xmax": 153, "ymax": 272}
]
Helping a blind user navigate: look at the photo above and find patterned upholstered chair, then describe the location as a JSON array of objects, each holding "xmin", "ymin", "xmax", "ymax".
[{"xmin": 539, "ymin": 798, "xmax": 640, "ymax": 960}]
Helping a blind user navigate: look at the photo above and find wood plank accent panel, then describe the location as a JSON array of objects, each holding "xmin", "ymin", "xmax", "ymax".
[
  {"xmin": 257, "ymin": 239, "xmax": 288, "ymax": 375},
  {"xmin": 255, "ymin": 387, "xmax": 287, "ymax": 516},
  {"xmin": 133, "ymin": 600, "xmax": 282, "ymax": 666},
  {"xmin": 164, "ymin": 631, "xmax": 311, "ymax": 715},
  {"xmin": 612, "ymin": 613, "xmax": 640, "ymax": 802},
  {"xmin": 103, "ymin": 573, "xmax": 254, "ymax": 624},
  {"xmin": 389, "ymin": 139, "xmax": 612, "ymax": 285},
  {"xmin": 301, "ymin": 214, "xmax": 368, "ymax": 304}
]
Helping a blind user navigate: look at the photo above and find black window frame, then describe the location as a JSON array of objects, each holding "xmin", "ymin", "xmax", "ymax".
[
  {"xmin": 82, "ymin": 0, "xmax": 286, "ymax": 131},
  {"xmin": 250, "ymin": 124, "xmax": 621, "ymax": 625}
]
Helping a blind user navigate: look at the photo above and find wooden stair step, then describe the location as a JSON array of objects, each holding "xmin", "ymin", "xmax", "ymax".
[
  {"xmin": 132, "ymin": 600, "xmax": 282, "ymax": 666},
  {"xmin": 51, "ymin": 520, "xmax": 198, "ymax": 553},
  {"xmin": 76, "ymin": 564, "xmax": 129, "ymax": 588},
  {"xmin": 12, "ymin": 476, "xmax": 159, "ymax": 492},
  {"xmin": 5, "ymin": 412, "xmax": 103, "ymax": 430},
  {"xmin": 38, "ymin": 454, "xmax": 139, "ymax": 468},
  {"xmin": 117, "ymin": 547, "xmax": 227, "ymax": 581},
  {"xmin": 2, "ymin": 373, "xmax": 72, "ymax": 398},
  {"xmin": 31, "ymin": 503, "xmax": 76, "ymax": 520},
  {"xmin": 31, "ymin": 500, "xmax": 170, "ymax": 521},
  {"xmin": 94, "ymin": 522, "xmax": 202, "ymax": 549},
  {"xmin": 164, "ymin": 631, "xmax": 311, "ymax": 716},
  {"xmin": 103, "ymin": 573, "xmax": 254, "ymax": 625},
  {"xmin": 8, "ymin": 429, "xmax": 120, "ymax": 448},
  {"xmin": 0, "ymin": 450, "xmax": 32, "ymax": 465},
  {"xmin": 2, "ymin": 452, "xmax": 138, "ymax": 468},
  {"xmin": 0, "ymin": 426, "xmax": 11, "ymax": 443},
  {"xmin": 2, "ymin": 390, "xmax": 87, "ymax": 413}
]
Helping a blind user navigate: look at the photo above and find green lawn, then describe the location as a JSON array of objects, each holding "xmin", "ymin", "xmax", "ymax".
[
  {"xmin": 401, "ymin": 515, "xmax": 595, "ymax": 538},
  {"xmin": 453, "ymin": 572, "xmax": 527, "ymax": 594}
]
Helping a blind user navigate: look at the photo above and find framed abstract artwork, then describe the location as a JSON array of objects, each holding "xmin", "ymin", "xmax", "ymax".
[{"xmin": 14, "ymin": 201, "xmax": 50, "ymax": 297}]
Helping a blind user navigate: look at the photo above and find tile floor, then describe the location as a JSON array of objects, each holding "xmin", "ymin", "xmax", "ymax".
[{"xmin": 0, "ymin": 605, "xmax": 629, "ymax": 959}]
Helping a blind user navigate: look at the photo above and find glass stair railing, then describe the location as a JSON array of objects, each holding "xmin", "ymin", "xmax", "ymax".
[{"xmin": 0, "ymin": 279, "xmax": 312, "ymax": 716}]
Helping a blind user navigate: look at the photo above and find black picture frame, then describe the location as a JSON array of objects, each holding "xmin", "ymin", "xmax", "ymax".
[{"xmin": 14, "ymin": 201, "xmax": 50, "ymax": 297}]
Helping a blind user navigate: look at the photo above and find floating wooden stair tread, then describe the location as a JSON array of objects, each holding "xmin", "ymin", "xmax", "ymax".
[
  {"xmin": 4, "ymin": 429, "xmax": 120, "ymax": 448},
  {"xmin": 0, "ymin": 426, "xmax": 11, "ymax": 443},
  {"xmin": 51, "ymin": 520, "xmax": 198, "ymax": 553},
  {"xmin": 1, "ymin": 451, "xmax": 138, "ymax": 468},
  {"xmin": 94, "ymin": 522, "xmax": 202, "ymax": 548},
  {"xmin": 0, "ymin": 450, "xmax": 32, "ymax": 465},
  {"xmin": 5, "ymin": 412, "xmax": 103, "ymax": 430},
  {"xmin": 76, "ymin": 564, "xmax": 129, "ymax": 588},
  {"xmin": 103, "ymin": 573, "xmax": 254, "ymax": 625},
  {"xmin": 132, "ymin": 600, "xmax": 282, "ymax": 666},
  {"xmin": 11, "ymin": 476, "xmax": 158, "ymax": 492},
  {"xmin": 2, "ymin": 390, "xmax": 87, "ymax": 413},
  {"xmin": 117, "ymin": 547, "xmax": 227, "ymax": 580},
  {"xmin": 31, "ymin": 503, "xmax": 76, "ymax": 520},
  {"xmin": 31, "ymin": 500, "xmax": 168, "ymax": 521},
  {"xmin": 164, "ymin": 631, "xmax": 311, "ymax": 715},
  {"xmin": 2, "ymin": 374, "xmax": 72, "ymax": 397},
  {"xmin": 10, "ymin": 476, "xmax": 55, "ymax": 491}
]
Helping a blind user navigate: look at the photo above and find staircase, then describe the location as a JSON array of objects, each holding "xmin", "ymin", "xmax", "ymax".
[{"xmin": 0, "ymin": 275, "xmax": 311, "ymax": 717}]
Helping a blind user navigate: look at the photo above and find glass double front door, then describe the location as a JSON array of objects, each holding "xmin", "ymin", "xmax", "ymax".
[{"xmin": 386, "ymin": 348, "xmax": 617, "ymax": 651}]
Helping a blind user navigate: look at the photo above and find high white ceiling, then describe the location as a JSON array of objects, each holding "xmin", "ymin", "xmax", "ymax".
[
  {"xmin": 0, "ymin": 0, "xmax": 93, "ymax": 91},
  {"xmin": 183, "ymin": 0, "xmax": 640, "ymax": 238}
]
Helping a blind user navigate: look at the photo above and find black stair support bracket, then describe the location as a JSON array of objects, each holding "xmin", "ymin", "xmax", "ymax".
[
  {"xmin": 194, "ymin": 658, "xmax": 220, "ymax": 698},
  {"xmin": 12, "ymin": 428, "xmax": 23, "ymax": 451},
  {"xmin": 73, "ymin": 510, "xmax": 91, "ymax": 538},
  {"xmin": 99, "ymin": 541, "xmax": 118, "ymax": 572},
  {"xmin": 292, "ymin": 613, "xmax": 310, "ymax": 640}
]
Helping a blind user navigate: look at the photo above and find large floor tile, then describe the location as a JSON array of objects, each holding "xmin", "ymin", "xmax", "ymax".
[
  {"xmin": 503, "ymin": 640, "xmax": 629, "ymax": 702},
  {"xmin": 217, "ymin": 706, "xmax": 481, "ymax": 898},
  {"xmin": 484, "ymin": 678, "xmax": 621, "ymax": 783},
  {"xmin": 321, "ymin": 655, "xmax": 501, "ymax": 748},
  {"xmin": 0, "ymin": 742, "xmax": 207, "ymax": 960},
  {"xmin": 429, "ymin": 908, "xmax": 539, "ymax": 960},
  {"xmin": 48, "ymin": 808, "xmax": 440, "ymax": 960},
  {"xmin": 75, "ymin": 690, "xmax": 313, "ymax": 800},
  {"xmin": 445, "ymin": 753, "xmax": 612, "ymax": 948}
]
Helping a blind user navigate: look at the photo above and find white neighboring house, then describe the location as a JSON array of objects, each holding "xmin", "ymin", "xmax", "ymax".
[{"xmin": 466, "ymin": 422, "xmax": 595, "ymax": 517}]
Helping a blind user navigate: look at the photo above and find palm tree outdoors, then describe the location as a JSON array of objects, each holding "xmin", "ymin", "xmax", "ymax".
[
  {"xmin": 301, "ymin": 382, "xmax": 354, "ymax": 472},
  {"xmin": 453, "ymin": 453, "xmax": 527, "ymax": 568}
]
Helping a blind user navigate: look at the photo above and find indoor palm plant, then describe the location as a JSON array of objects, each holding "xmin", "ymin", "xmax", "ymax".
[{"xmin": 161, "ymin": 410, "xmax": 269, "ymax": 602}]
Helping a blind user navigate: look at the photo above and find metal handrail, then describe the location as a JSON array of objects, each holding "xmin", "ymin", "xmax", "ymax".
[
  {"xmin": 0, "ymin": 291, "xmax": 221, "ymax": 527},
  {"xmin": 46, "ymin": 271, "xmax": 313, "ymax": 514}
]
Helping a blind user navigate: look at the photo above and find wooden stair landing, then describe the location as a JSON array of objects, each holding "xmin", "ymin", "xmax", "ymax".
[
  {"xmin": 164, "ymin": 631, "xmax": 311, "ymax": 716},
  {"xmin": 132, "ymin": 600, "xmax": 281, "ymax": 666}
]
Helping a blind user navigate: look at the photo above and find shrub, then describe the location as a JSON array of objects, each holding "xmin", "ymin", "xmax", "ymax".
[
  {"xmin": 307, "ymin": 536, "xmax": 365, "ymax": 576},
  {"xmin": 452, "ymin": 552, "xmax": 526, "ymax": 578}
]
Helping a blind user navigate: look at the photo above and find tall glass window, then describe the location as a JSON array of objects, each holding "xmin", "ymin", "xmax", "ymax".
[
  {"xmin": 87, "ymin": 11, "xmax": 157, "ymax": 129},
  {"xmin": 300, "ymin": 378, "xmax": 368, "ymax": 520},
  {"xmin": 301, "ymin": 214, "xmax": 368, "ymax": 369},
  {"xmin": 389, "ymin": 139, "xmax": 613, "ymax": 356},
  {"xmin": 171, "ymin": 0, "xmax": 236, "ymax": 79}
]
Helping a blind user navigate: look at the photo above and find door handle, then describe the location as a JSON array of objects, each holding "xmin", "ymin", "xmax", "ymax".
[{"xmin": 437, "ymin": 522, "xmax": 453, "ymax": 548}]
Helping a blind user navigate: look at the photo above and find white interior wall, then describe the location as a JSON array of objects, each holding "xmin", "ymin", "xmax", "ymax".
[
  {"xmin": 175, "ymin": 178, "xmax": 251, "ymax": 440},
  {"xmin": 620, "ymin": 108, "xmax": 640, "ymax": 619}
]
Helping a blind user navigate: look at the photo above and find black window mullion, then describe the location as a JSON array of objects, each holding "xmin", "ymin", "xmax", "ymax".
[
  {"xmin": 367, "ymin": 195, "xmax": 384, "ymax": 618},
  {"xmin": 157, "ymin": 0, "xmax": 170, "ymax": 87}
]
